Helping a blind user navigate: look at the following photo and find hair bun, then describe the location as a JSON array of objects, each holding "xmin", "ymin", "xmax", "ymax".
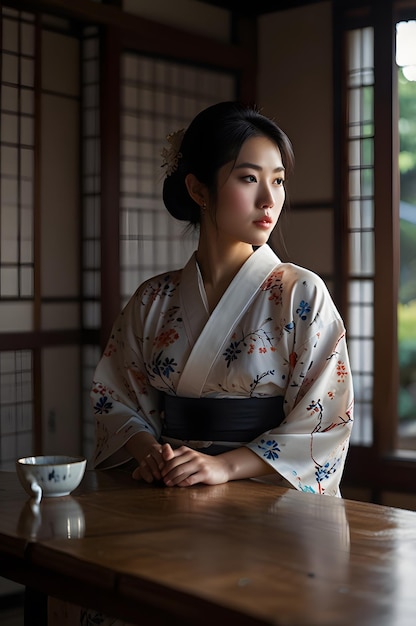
[{"xmin": 162, "ymin": 168, "xmax": 199, "ymax": 222}]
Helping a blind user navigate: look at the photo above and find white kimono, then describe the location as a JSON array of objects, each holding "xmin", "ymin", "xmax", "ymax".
[{"xmin": 92, "ymin": 244, "xmax": 354, "ymax": 497}]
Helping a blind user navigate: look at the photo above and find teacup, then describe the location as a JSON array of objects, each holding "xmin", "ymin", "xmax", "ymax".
[{"xmin": 16, "ymin": 455, "xmax": 87, "ymax": 502}]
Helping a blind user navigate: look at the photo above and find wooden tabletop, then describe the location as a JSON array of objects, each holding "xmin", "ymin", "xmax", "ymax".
[{"xmin": 1, "ymin": 468, "xmax": 416, "ymax": 625}]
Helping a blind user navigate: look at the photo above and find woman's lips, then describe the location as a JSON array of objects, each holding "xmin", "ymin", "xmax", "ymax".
[{"xmin": 253, "ymin": 217, "xmax": 273, "ymax": 228}]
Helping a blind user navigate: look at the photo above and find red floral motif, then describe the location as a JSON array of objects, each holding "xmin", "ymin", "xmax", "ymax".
[
  {"xmin": 289, "ymin": 351, "xmax": 297, "ymax": 368},
  {"xmin": 268, "ymin": 290, "xmax": 283, "ymax": 305},
  {"xmin": 261, "ymin": 270, "xmax": 284, "ymax": 305},
  {"xmin": 129, "ymin": 369, "xmax": 149, "ymax": 395},
  {"xmin": 336, "ymin": 360, "xmax": 348, "ymax": 383},
  {"xmin": 154, "ymin": 328, "xmax": 179, "ymax": 349},
  {"xmin": 261, "ymin": 270, "xmax": 284, "ymax": 291},
  {"xmin": 104, "ymin": 342, "xmax": 116, "ymax": 357},
  {"xmin": 142, "ymin": 273, "xmax": 180, "ymax": 304},
  {"xmin": 92, "ymin": 382, "xmax": 116, "ymax": 398}
]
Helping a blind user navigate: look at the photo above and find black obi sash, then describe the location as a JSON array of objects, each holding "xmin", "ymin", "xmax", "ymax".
[{"xmin": 162, "ymin": 394, "xmax": 285, "ymax": 443}]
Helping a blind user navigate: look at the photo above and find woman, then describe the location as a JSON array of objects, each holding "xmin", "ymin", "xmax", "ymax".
[
  {"xmin": 92, "ymin": 101, "xmax": 354, "ymax": 497},
  {"xmin": 49, "ymin": 100, "xmax": 354, "ymax": 625}
]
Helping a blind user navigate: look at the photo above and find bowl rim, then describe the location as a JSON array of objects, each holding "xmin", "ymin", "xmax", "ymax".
[{"xmin": 16, "ymin": 455, "xmax": 87, "ymax": 467}]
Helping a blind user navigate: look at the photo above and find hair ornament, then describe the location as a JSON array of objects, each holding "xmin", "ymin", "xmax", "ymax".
[{"xmin": 161, "ymin": 128, "xmax": 185, "ymax": 176}]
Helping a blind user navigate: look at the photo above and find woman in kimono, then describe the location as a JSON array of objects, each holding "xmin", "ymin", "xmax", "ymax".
[
  {"xmin": 49, "ymin": 100, "xmax": 354, "ymax": 625},
  {"xmin": 92, "ymin": 101, "xmax": 354, "ymax": 498}
]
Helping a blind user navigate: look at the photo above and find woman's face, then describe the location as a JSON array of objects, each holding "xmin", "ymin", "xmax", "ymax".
[{"xmin": 208, "ymin": 135, "xmax": 286, "ymax": 247}]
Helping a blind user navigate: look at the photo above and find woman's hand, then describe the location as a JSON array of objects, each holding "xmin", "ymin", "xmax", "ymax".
[
  {"xmin": 160, "ymin": 443, "xmax": 274, "ymax": 487},
  {"xmin": 160, "ymin": 444, "xmax": 231, "ymax": 487},
  {"xmin": 124, "ymin": 432, "xmax": 164, "ymax": 483},
  {"xmin": 132, "ymin": 445, "xmax": 165, "ymax": 483},
  {"xmin": 126, "ymin": 433, "xmax": 275, "ymax": 486}
]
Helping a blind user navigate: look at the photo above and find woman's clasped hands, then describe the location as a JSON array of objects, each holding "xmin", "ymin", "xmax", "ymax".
[{"xmin": 132, "ymin": 442, "xmax": 230, "ymax": 487}]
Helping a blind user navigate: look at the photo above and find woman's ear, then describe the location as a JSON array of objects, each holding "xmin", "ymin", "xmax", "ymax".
[{"xmin": 185, "ymin": 173, "xmax": 207, "ymax": 207}]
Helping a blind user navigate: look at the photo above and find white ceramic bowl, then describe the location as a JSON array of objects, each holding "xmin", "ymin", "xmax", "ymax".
[{"xmin": 16, "ymin": 455, "xmax": 87, "ymax": 500}]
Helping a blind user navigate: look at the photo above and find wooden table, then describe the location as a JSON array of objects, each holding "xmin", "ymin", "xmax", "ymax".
[{"xmin": 1, "ymin": 468, "xmax": 416, "ymax": 625}]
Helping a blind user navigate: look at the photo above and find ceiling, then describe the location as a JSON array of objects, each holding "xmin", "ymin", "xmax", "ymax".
[{"xmin": 200, "ymin": 0, "xmax": 323, "ymax": 18}]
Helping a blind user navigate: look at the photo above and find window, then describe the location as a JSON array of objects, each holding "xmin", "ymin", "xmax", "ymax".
[
  {"xmin": 338, "ymin": 0, "xmax": 416, "ymax": 496},
  {"xmin": 0, "ymin": 8, "xmax": 36, "ymax": 467},
  {"xmin": 344, "ymin": 26, "xmax": 375, "ymax": 447},
  {"xmin": 0, "ymin": 8, "xmax": 35, "ymax": 325},
  {"xmin": 396, "ymin": 20, "xmax": 416, "ymax": 450},
  {"xmin": 0, "ymin": 350, "xmax": 33, "ymax": 466},
  {"xmin": 0, "ymin": 7, "xmax": 93, "ymax": 465},
  {"xmin": 119, "ymin": 55, "xmax": 235, "ymax": 304}
]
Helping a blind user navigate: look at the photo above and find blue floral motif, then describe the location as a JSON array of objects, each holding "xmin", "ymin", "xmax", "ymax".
[
  {"xmin": 223, "ymin": 341, "xmax": 242, "ymax": 368},
  {"xmin": 161, "ymin": 357, "xmax": 176, "ymax": 377},
  {"xmin": 258, "ymin": 438, "xmax": 281, "ymax": 460},
  {"xmin": 300, "ymin": 485, "xmax": 316, "ymax": 494},
  {"xmin": 296, "ymin": 300, "xmax": 311, "ymax": 321},
  {"xmin": 315, "ymin": 459, "xmax": 339, "ymax": 484},
  {"xmin": 47, "ymin": 469, "xmax": 65, "ymax": 483},
  {"xmin": 307, "ymin": 399, "xmax": 323, "ymax": 415},
  {"xmin": 152, "ymin": 351, "xmax": 177, "ymax": 379},
  {"xmin": 146, "ymin": 351, "xmax": 178, "ymax": 396},
  {"xmin": 94, "ymin": 396, "xmax": 113, "ymax": 415}
]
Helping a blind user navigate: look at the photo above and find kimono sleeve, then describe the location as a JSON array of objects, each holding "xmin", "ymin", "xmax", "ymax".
[
  {"xmin": 246, "ymin": 316, "xmax": 354, "ymax": 497},
  {"xmin": 91, "ymin": 290, "xmax": 163, "ymax": 470}
]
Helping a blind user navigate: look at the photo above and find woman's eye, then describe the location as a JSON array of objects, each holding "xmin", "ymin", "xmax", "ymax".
[
  {"xmin": 275, "ymin": 177, "xmax": 284, "ymax": 186},
  {"xmin": 243, "ymin": 174, "xmax": 257, "ymax": 183}
]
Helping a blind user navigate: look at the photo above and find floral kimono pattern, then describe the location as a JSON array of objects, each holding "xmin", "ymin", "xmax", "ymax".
[{"xmin": 92, "ymin": 244, "xmax": 354, "ymax": 497}]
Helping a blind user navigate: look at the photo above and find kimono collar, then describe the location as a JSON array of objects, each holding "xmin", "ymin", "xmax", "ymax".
[{"xmin": 176, "ymin": 244, "xmax": 281, "ymax": 397}]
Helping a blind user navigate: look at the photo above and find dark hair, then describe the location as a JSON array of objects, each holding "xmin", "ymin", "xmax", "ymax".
[{"xmin": 162, "ymin": 101, "xmax": 295, "ymax": 224}]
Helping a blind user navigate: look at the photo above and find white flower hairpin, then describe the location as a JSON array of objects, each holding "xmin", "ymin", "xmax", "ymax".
[{"xmin": 161, "ymin": 128, "xmax": 185, "ymax": 176}]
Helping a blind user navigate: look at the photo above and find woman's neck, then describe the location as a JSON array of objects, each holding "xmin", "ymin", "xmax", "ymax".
[{"xmin": 196, "ymin": 238, "xmax": 254, "ymax": 312}]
